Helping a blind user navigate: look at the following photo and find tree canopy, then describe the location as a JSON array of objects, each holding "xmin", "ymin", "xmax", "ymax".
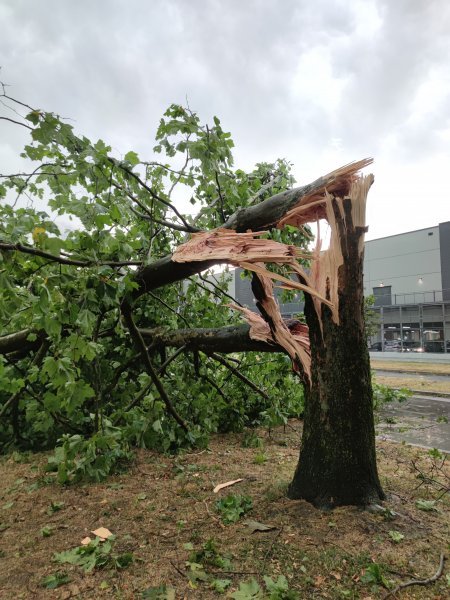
[
  {"xmin": 0, "ymin": 88, "xmax": 383, "ymax": 509},
  {"xmin": 0, "ymin": 90, "xmax": 310, "ymax": 480}
]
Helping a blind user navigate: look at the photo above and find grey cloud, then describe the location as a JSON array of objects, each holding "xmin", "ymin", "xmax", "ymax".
[
  {"xmin": 329, "ymin": 0, "xmax": 450, "ymax": 157},
  {"xmin": 0, "ymin": 0, "xmax": 448, "ymax": 238}
]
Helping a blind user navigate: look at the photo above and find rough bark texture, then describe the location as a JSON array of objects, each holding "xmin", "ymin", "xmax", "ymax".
[{"xmin": 288, "ymin": 193, "xmax": 385, "ymax": 508}]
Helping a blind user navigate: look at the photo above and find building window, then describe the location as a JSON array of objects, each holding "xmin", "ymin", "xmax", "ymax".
[{"xmin": 373, "ymin": 285, "xmax": 392, "ymax": 307}]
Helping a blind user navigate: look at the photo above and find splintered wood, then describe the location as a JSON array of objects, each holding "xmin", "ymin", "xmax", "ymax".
[
  {"xmin": 277, "ymin": 158, "xmax": 373, "ymax": 229},
  {"xmin": 251, "ymin": 270, "xmax": 312, "ymax": 381},
  {"xmin": 171, "ymin": 160, "xmax": 374, "ymax": 383},
  {"xmin": 172, "ymin": 229, "xmax": 306, "ymax": 264},
  {"xmin": 278, "ymin": 166, "xmax": 374, "ymax": 326},
  {"xmin": 230, "ymin": 297, "xmax": 311, "ymax": 381}
]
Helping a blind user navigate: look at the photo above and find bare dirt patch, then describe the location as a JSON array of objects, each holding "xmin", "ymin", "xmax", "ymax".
[{"xmin": 1, "ymin": 424, "xmax": 449, "ymax": 599}]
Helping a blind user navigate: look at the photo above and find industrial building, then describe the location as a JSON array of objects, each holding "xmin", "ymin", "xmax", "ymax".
[
  {"xmin": 364, "ymin": 221, "xmax": 450, "ymax": 353},
  {"xmin": 232, "ymin": 221, "xmax": 450, "ymax": 353}
]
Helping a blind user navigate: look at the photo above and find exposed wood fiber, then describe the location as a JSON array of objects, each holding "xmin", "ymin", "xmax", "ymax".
[{"xmin": 170, "ymin": 162, "xmax": 373, "ymax": 382}]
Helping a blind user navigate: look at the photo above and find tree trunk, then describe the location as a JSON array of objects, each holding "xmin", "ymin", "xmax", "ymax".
[{"xmin": 288, "ymin": 195, "xmax": 385, "ymax": 509}]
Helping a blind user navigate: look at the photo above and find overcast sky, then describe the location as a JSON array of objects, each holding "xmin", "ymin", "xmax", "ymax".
[{"xmin": 1, "ymin": 0, "xmax": 449, "ymax": 240}]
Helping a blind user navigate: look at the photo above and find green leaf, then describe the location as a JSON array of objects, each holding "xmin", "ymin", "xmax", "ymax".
[
  {"xmin": 210, "ymin": 578, "xmax": 231, "ymax": 593},
  {"xmin": 47, "ymin": 501, "xmax": 65, "ymax": 514},
  {"xmin": 186, "ymin": 561, "xmax": 209, "ymax": 583},
  {"xmin": 388, "ymin": 530, "xmax": 404, "ymax": 543},
  {"xmin": 229, "ymin": 578, "xmax": 264, "ymax": 599},
  {"xmin": 141, "ymin": 584, "xmax": 176, "ymax": 599},
  {"xmin": 361, "ymin": 563, "xmax": 389, "ymax": 588},
  {"xmin": 114, "ymin": 552, "xmax": 133, "ymax": 569},
  {"xmin": 216, "ymin": 494, "xmax": 252, "ymax": 524},
  {"xmin": 415, "ymin": 499, "xmax": 438, "ymax": 512},
  {"xmin": 124, "ymin": 151, "xmax": 140, "ymax": 166},
  {"xmin": 40, "ymin": 571, "xmax": 71, "ymax": 589}
]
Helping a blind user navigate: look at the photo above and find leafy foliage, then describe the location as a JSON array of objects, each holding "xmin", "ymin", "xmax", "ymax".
[
  {"xmin": 230, "ymin": 576, "xmax": 299, "ymax": 599},
  {"xmin": 372, "ymin": 381, "xmax": 411, "ymax": 412},
  {"xmin": 0, "ymin": 90, "xmax": 308, "ymax": 475},
  {"xmin": 40, "ymin": 571, "xmax": 71, "ymax": 589},
  {"xmin": 188, "ymin": 538, "xmax": 232, "ymax": 569},
  {"xmin": 215, "ymin": 493, "xmax": 253, "ymax": 524},
  {"xmin": 415, "ymin": 499, "xmax": 438, "ymax": 512},
  {"xmin": 388, "ymin": 530, "xmax": 404, "ymax": 543},
  {"xmin": 360, "ymin": 562, "xmax": 390, "ymax": 589},
  {"xmin": 54, "ymin": 535, "xmax": 133, "ymax": 572},
  {"xmin": 46, "ymin": 426, "xmax": 133, "ymax": 483}
]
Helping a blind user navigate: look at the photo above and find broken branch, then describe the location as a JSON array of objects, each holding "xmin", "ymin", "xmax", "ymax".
[
  {"xmin": 121, "ymin": 300, "xmax": 188, "ymax": 431},
  {"xmin": 383, "ymin": 553, "xmax": 445, "ymax": 599}
]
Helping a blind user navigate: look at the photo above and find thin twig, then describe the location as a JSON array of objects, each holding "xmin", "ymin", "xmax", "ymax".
[
  {"xmin": 129, "ymin": 204, "xmax": 198, "ymax": 233},
  {"xmin": 0, "ymin": 116, "xmax": 32, "ymax": 129},
  {"xmin": 170, "ymin": 560, "xmax": 187, "ymax": 579},
  {"xmin": 198, "ymin": 272, "xmax": 243, "ymax": 307},
  {"xmin": 121, "ymin": 300, "xmax": 188, "ymax": 431},
  {"xmin": 108, "ymin": 158, "xmax": 197, "ymax": 232},
  {"xmin": 148, "ymin": 291, "xmax": 190, "ymax": 327},
  {"xmin": 260, "ymin": 527, "xmax": 283, "ymax": 575},
  {"xmin": 383, "ymin": 553, "xmax": 445, "ymax": 599},
  {"xmin": 208, "ymin": 352, "xmax": 269, "ymax": 400},
  {"xmin": 214, "ymin": 171, "xmax": 226, "ymax": 223},
  {"xmin": 0, "ymin": 242, "xmax": 143, "ymax": 267},
  {"xmin": 115, "ymin": 345, "xmax": 188, "ymax": 421},
  {"xmin": 159, "ymin": 345, "xmax": 187, "ymax": 375},
  {"xmin": 188, "ymin": 276, "xmax": 235, "ymax": 307}
]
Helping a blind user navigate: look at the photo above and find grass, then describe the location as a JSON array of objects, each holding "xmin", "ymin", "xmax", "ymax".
[
  {"xmin": 375, "ymin": 374, "xmax": 450, "ymax": 395},
  {"xmin": 371, "ymin": 358, "xmax": 450, "ymax": 376},
  {"xmin": 0, "ymin": 424, "xmax": 449, "ymax": 599}
]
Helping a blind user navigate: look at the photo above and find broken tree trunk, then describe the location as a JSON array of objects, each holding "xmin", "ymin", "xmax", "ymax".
[
  {"xmin": 287, "ymin": 175, "xmax": 385, "ymax": 508},
  {"xmin": 131, "ymin": 159, "xmax": 373, "ymax": 298},
  {"xmin": 0, "ymin": 157, "xmax": 385, "ymax": 509}
]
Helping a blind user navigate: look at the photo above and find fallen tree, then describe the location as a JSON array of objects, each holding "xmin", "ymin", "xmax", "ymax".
[{"xmin": 0, "ymin": 90, "xmax": 383, "ymax": 506}]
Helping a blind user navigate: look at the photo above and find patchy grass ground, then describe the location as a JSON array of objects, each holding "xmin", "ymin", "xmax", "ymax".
[
  {"xmin": 371, "ymin": 360, "xmax": 450, "ymax": 377},
  {"xmin": 1, "ymin": 424, "xmax": 449, "ymax": 599},
  {"xmin": 374, "ymin": 375, "xmax": 450, "ymax": 395}
]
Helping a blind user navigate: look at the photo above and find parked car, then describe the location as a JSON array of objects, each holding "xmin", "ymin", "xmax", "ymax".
[
  {"xmin": 424, "ymin": 341, "xmax": 447, "ymax": 353},
  {"xmin": 384, "ymin": 341, "xmax": 402, "ymax": 351}
]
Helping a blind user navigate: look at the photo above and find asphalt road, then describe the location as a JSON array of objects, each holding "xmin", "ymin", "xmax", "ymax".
[{"xmin": 378, "ymin": 394, "xmax": 450, "ymax": 453}]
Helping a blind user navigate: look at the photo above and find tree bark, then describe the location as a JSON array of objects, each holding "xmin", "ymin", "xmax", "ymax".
[
  {"xmin": 288, "ymin": 195, "xmax": 385, "ymax": 508},
  {"xmin": 139, "ymin": 323, "xmax": 294, "ymax": 354}
]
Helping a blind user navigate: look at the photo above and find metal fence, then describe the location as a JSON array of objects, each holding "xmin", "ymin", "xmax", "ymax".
[{"xmin": 372, "ymin": 288, "xmax": 450, "ymax": 306}]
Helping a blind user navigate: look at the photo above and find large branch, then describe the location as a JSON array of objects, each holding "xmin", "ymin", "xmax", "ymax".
[
  {"xmin": 139, "ymin": 322, "xmax": 303, "ymax": 354},
  {"xmin": 0, "ymin": 329, "xmax": 44, "ymax": 355},
  {"xmin": 0, "ymin": 160, "xmax": 372, "ymax": 356},
  {"xmin": 132, "ymin": 159, "xmax": 372, "ymax": 298}
]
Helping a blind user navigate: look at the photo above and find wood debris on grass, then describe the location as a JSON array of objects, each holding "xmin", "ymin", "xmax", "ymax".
[{"xmin": 213, "ymin": 479, "xmax": 243, "ymax": 494}]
